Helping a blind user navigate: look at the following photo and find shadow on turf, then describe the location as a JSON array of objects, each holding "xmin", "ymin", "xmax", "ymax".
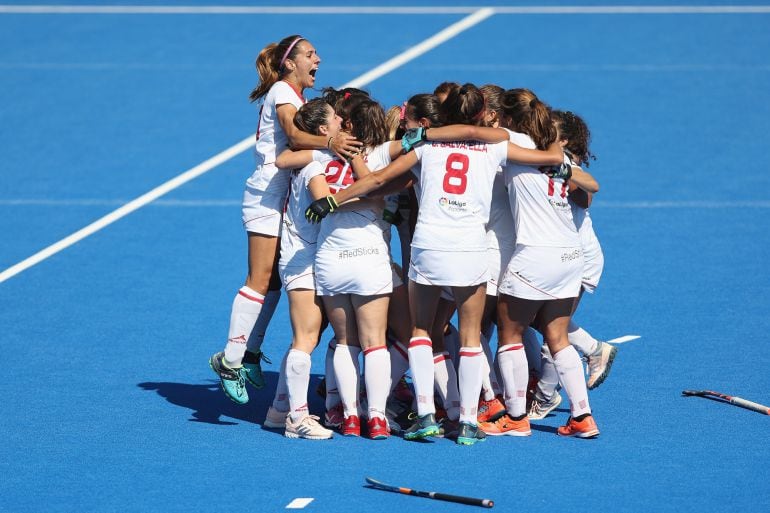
[{"xmin": 138, "ymin": 371, "xmax": 325, "ymax": 428}]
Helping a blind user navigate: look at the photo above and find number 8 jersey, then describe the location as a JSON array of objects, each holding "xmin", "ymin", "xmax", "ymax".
[{"xmin": 412, "ymin": 140, "xmax": 508, "ymax": 252}]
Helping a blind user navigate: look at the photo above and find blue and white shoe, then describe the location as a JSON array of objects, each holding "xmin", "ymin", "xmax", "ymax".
[
  {"xmin": 209, "ymin": 351, "xmax": 248, "ymax": 404},
  {"xmin": 403, "ymin": 413, "xmax": 440, "ymax": 441},
  {"xmin": 456, "ymin": 421, "xmax": 486, "ymax": 446}
]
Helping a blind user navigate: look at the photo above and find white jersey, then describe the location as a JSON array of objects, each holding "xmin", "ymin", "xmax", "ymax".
[
  {"xmin": 411, "ymin": 140, "xmax": 508, "ymax": 251},
  {"xmin": 279, "ymin": 151, "xmax": 334, "ymax": 268},
  {"xmin": 247, "ymin": 81, "xmax": 305, "ymax": 192},
  {"xmin": 486, "ymin": 167, "xmax": 516, "ymax": 250},
  {"xmin": 503, "ymin": 130, "xmax": 579, "ymax": 247},
  {"xmin": 317, "ymin": 142, "xmax": 392, "ymax": 251}
]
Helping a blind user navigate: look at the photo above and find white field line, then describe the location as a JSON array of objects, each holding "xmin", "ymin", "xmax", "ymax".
[
  {"xmin": 607, "ymin": 335, "xmax": 642, "ymax": 344},
  {"xmin": 286, "ymin": 498, "xmax": 314, "ymax": 509},
  {"xmin": 0, "ymin": 8, "xmax": 493, "ymax": 284},
  {"xmin": 1, "ymin": 5, "xmax": 770, "ymax": 14}
]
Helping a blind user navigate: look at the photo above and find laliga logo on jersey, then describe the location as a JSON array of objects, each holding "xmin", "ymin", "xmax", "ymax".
[{"xmin": 439, "ymin": 197, "xmax": 467, "ymax": 211}]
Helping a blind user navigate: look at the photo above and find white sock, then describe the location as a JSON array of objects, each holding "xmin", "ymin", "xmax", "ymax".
[
  {"xmin": 536, "ymin": 345, "xmax": 560, "ymax": 402},
  {"xmin": 553, "ymin": 345, "xmax": 592, "ymax": 417},
  {"xmin": 497, "ymin": 343, "xmax": 528, "ymax": 417},
  {"xmin": 324, "ymin": 338, "xmax": 340, "ymax": 410},
  {"xmin": 433, "ymin": 352, "xmax": 460, "ymax": 420},
  {"xmin": 568, "ymin": 320, "xmax": 599, "ymax": 356},
  {"xmin": 458, "ymin": 347, "xmax": 485, "ymax": 424},
  {"xmin": 364, "ymin": 345, "xmax": 390, "ymax": 421},
  {"xmin": 408, "ymin": 337, "xmax": 436, "ymax": 416},
  {"xmin": 246, "ymin": 289, "xmax": 281, "ymax": 354},
  {"xmin": 388, "ymin": 339, "xmax": 410, "ymax": 393},
  {"xmin": 333, "ymin": 345, "xmax": 361, "ymax": 418},
  {"xmin": 271, "ymin": 349, "xmax": 290, "ymax": 412},
  {"xmin": 522, "ymin": 327, "xmax": 542, "ymax": 376},
  {"xmin": 480, "ymin": 332, "xmax": 501, "ymax": 399},
  {"xmin": 224, "ymin": 286, "xmax": 264, "ymax": 367},
  {"xmin": 286, "ymin": 349, "xmax": 311, "ymax": 422}
]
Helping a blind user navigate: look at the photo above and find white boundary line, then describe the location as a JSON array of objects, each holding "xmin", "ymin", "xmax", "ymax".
[
  {"xmin": 286, "ymin": 498, "xmax": 314, "ymax": 509},
  {"xmin": 607, "ymin": 335, "xmax": 642, "ymax": 344},
  {"xmin": 0, "ymin": 8, "xmax": 494, "ymax": 284},
  {"xmin": 1, "ymin": 5, "xmax": 769, "ymax": 14}
]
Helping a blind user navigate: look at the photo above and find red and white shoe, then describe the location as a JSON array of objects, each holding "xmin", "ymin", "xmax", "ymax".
[
  {"xmin": 341, "ymin": 415, "xmax": 361, "ymax": 437},
  {"xmin": 367, "ymin": 417, "xmax": 390, "ymax": 440},
  {"xmin": 479, "ymin": 414, "xmax": 531, "ymax": 437},
  {"xmin": 324, "ymin": 403, "xmax": 344, "ymax": 429},
  {"xmin": 557, "ymin": 415, "xmax": 600, "ymax": 438}
]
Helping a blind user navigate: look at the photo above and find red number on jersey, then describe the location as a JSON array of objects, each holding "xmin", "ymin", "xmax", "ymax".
[
  {"xmin": 443, "ymin": 153, "xmax": 469, "ymax": 194},
  {"xmin": 547, "ymin": 177, "xmax": 568, "ymax": 198},
  {"xmin": 325, "ymin": 159, "xmax": 353, "ymax": 194}
]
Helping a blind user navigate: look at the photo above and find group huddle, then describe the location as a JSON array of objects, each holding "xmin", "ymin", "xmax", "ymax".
[{"xmin": 208, "ymin": 34, "xmax": 617, "ymax": 445}]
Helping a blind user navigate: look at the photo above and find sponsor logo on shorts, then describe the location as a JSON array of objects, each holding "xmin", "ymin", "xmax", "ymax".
[
  {"xmin": 338, "ymin": 247, "xmax": 380, "ymax": 259},
  {"xmin": 561, "ymin": 249, "xmax": 582, "ymax": 262},
  {"xmin": 439, "ymin": 197, "xmax": 468, "ymax": 212}
]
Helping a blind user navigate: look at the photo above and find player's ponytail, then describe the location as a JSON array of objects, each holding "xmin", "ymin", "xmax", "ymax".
[
  {"xmin": 501, "ymin": 88, "xmax": 556, "ymax": 150},
  {"xmin": 439, "ymin": 83, "xmax": 485, "ymax": 126},
  {"xmin": 249, "ymin": 35, "xmax": 305, "ymax": 103}
]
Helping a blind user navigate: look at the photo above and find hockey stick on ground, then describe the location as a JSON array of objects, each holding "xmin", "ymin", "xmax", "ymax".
[
  {"xmin": 365, "ymin": 477, "xmax": 494, "ymax": 508},
  {"xmin": 682, "ymin": 390, "xmax": 770, "ymax": 415}
]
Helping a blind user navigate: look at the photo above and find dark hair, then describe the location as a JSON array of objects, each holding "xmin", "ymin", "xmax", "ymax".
[
  {"xmin": 249, "ymin": 35, "xmax": 305, "ymax": 103},
  {"xmin": 479, "ymin": 84, "xmax": 504, "ymax": 127},
  {"xmin": 433, "ymin": 81, "xmax": 460, "ymax": 101},
  {"xmin": 322, "ymin": 88, "xmax": 370, "ymax": 125},
  {"xmin": 501, "ymin": 88, "xmax": 556, "ymax": 150},
  {"xmin": 406, "ymin": 93, "xmax": 443, "ymax": 128},
  {"xmin": 439, "ymin": 83, "xmax": 486, "ymax": 126},
  {"xmin": 348, "ymin": 99, "xmax": 388, "ymax": 148},
  {"xmin": 293, "ymin": 98, "xmax": 332, "ymax": 136},
  {"xmin": 553, "ymin": 110, "xmax": 596, "ymax": 167}
]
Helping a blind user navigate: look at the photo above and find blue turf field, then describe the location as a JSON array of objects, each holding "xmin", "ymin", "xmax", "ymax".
[{"xmin": 1, "ymin": 2, "xmax": 769, "ymax": 512}]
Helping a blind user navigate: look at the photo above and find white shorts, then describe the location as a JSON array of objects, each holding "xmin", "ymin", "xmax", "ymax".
[
  {"xmin": 486, "ymin": 243, "xmax": 515, "ymax": 297},
  {"xmin": 279, "ymin": 265, "xmax": 315, "ymax": 291},
  {"xmin": 580, "ymin": 230, "xmax": 604, "ymax": 293},
  {"xmin": 408, "ymin": 247, "xmax": 489, "ymax": 287},
  {"xmin": 498, "ymin": 244, "xmax": 583, "ymax": 300},
  {"xmin": 242, "ymin": 165, "xmax": 289, "ymax": 236},
  {"xmin": 315, "ymin": 244, "xmax": 393, "ymax": 296}
]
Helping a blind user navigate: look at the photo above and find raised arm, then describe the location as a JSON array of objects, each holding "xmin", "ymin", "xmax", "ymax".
[
  {"xmin": 425, "ymin": 125, "xmax": 509, "ymax": 143},
  {"xmin": 569, "ymin": 165, "xmax": 599, "ymax": 194},
  {"xmin": 276, "ymin": 148, "xmax": 315, "ymax": 169},
  {"xmin": 306, "ymin": 151, "xmax": 419, "ymax": 222},
  {"xmin": 507, "ymin": 140, "xmax": 563, "ymax": 166},
  {"xmin": 276, "ymin": 103, "xmax": 361, "ymax": 154}
]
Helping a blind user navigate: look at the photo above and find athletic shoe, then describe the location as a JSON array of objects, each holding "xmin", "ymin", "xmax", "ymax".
[
  {"xmin": 478, "ymin": 414, "xmax": 531, "ymax": 436},
  {"xmin": 527, "ymin": 393, "xmax": 563, "ymax": 420},
  {"xmin": 242, "ymin": 350, "xmax": 270, "ymax": 389},
  {"xmin": 557, "ymin": 415, "xmax": 600, "ymax": 438},
  {"xmin": 367, "ymin": 417, "xmax": 390, "ymax": 440},
  {"xmin": 477, "ymin": 396, "xmax": 506, "ymax": 423},
  {"xmin": 209, "ymin": 351, "xmax": 248, "ymax": 404},
  {"xmin": 437, "ymin": 418, "xmax": 460, "ymax": 439},
  {"xmin": 456, "ymin": 421, "xmax": 487, "ymax": 446},
  {"xmin": 285, "ymin": 415, "xmax": 333, "ymax": 440},
  {"xmin": 403, "ymin": 413, "xmax": 440, "ymax": 441},
  {"xmin": 342, "ymin": 415, "xmax": 361, "ymax": 437},
  {"xmin": 263, "ymin": 406, "xmax": 289, "ymax": 428},
  {"xmin": 384, "ymin": 411, "xmax": 402, "ymax": 435},
  {"xmin": 526, "ymin": 370, "xmax": 539, "ymax": 410},
  {"xmin": 586, "ymin": 342, "xmax": 617, "ymax": 389},
  {"xmin": 324, "ymin": 402, "xmax": 344, "ymax": 429}
]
